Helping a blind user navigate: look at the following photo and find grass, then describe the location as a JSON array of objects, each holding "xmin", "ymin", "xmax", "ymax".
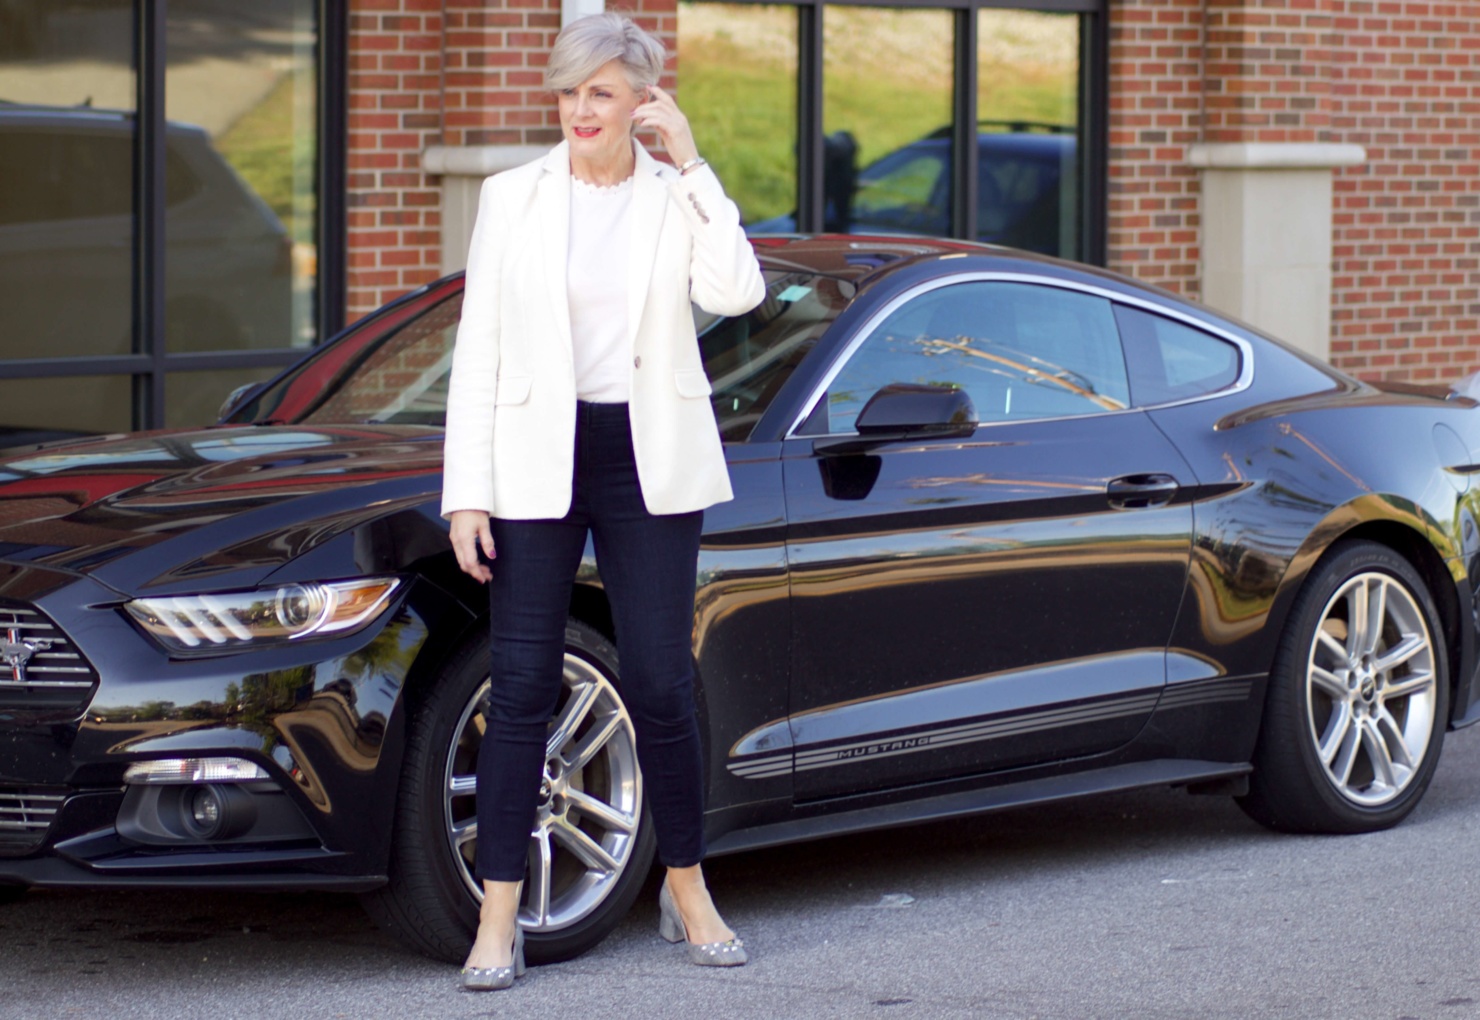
[
  {"xmin": 215, "ymin": 71, "xmax": 316, "ymax": 242},
  {"xmin": 678, "ymin": 4, "xmax": 1080, "ymax": 226}
]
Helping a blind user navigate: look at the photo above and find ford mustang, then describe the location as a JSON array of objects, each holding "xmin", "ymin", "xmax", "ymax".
[{"xmin": 2, "ymin": 235, "xmax": 1478, "ymax": 963}]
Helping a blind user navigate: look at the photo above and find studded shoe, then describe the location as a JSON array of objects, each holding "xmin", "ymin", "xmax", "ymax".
[
  {"xmin": 658, "ymin": 880, "xmax": 748, "ymax": 967},
  {"xmin": 460, "ymin": 925, "xmax": 525, "ymax": 991}
]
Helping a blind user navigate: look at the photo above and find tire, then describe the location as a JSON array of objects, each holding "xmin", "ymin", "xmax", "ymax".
[
  {"xmin": 0, "ymin": 885, "xmax": 24, "ymax": 905},
  {"xmin": 362, "ymin": 619, "xmax": 655, "ymax": 963},
  {"xmin": 1238, "ymin": 540, "xmax": 1449, "ymax": 833}
]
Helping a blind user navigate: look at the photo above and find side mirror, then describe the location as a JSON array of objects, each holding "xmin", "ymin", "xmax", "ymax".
[
  {"xmin": 813, "ymin": 383, "xmax": 977, "ymax": 455},
  {"xmin": 218, "ymin": 382, "xmax": 263, "ymax": 422}
]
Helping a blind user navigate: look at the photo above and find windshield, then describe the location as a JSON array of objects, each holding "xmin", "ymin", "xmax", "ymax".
[{"xmin": 231, "ymin": 271, "xmax": 851, "ymax": 441}]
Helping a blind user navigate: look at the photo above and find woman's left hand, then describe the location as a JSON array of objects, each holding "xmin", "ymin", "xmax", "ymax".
[{"xmin": 632, "ymin": 84, "xmax": 700, "ymax": 168}]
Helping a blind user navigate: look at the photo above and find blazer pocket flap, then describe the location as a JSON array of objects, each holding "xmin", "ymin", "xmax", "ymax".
[
  {"xmin": 494, "ymin": 375, "xmax": 533, "ymax": 405},
  {"xmin": 673, "ymin": 370, "xmax": 713, "ymax": 398}
]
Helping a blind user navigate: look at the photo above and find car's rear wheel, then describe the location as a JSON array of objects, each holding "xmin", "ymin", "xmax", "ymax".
[
  {"xmin": 0, "ymin": 885, "xmax": 24, "ymax": 905},
  {"xmin": 1238, "ymin": 541, "xmax": 1448, "ymax": 833},
  {"xmin": 363, "ymin": 619, "xmax": 654, "ymax": 963}
]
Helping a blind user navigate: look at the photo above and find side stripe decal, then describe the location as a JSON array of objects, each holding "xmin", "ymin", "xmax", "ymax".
[{"xmin": 725, "ymin": 677, "xmax": 1256, "ymax": 780}]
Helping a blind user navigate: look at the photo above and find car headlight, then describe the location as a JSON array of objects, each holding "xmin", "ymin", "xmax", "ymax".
[{"xmin": 124, "ymin": 578, "xmax": 401, "ymax": 653}]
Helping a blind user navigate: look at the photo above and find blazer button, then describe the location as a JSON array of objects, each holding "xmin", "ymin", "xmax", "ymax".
[{"xmin": 633, "ymin": 356, "xmax": 642, "ymax": 369}]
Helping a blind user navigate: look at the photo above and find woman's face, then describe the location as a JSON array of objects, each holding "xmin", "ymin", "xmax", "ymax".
[{"xmin": 558, "ymin": 59, "xmax": 645, "ymax": 167}]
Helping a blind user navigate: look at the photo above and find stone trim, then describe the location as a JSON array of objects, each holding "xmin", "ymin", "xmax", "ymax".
[
  {"xmin": 1186, "ymin": 143, "xmax": 1367, "ymax": 171},
  {"xmin": 423, "ymin": 144, "xmax": 550, "ymax": 179}
]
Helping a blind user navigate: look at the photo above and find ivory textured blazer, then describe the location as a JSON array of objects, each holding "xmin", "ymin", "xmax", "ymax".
[{"xmin": 441, "ymin": 141, "xmax": 765, "ymax": 520}]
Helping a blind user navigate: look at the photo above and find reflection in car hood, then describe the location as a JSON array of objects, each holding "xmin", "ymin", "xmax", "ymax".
[{"xmin": 0, "ymin": 424, "xmax": 444, "ymax": 595}]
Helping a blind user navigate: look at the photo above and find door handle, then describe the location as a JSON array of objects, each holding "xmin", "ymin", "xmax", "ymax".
[{"xmin": 1106, "ymin": 473, "xmax": 1180, "ymax": 510}]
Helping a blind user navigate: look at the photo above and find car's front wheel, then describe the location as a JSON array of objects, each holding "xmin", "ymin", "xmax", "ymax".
[
  {"xmin": 1238, "ymin": 540, "xmax": 1449, "ymax": 833},
  {"xmin": 363, "ymin": 619, "xmax": 654, "ymax": 963},
  {"xmin": 0, "ymin": 885, "xmax": 24, "ymax": 905}
]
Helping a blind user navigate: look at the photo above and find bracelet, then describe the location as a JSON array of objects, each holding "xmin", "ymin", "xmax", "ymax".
[{"xmin": 677, "ymin": 156, "xmax": 707, "ymax": 176}]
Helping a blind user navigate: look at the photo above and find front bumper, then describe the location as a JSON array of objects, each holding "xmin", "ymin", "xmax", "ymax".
[{"xmin": 0, "ymin": 561, "xmax": 447, "ymax": 889}]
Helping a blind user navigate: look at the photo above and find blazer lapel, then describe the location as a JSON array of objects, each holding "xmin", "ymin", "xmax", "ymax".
[
  {"xmin": 537, "ymin": 142, "xmax": 573, "ymax": 360},
  {"xmin": 627, "ymin": 144, "xmax": 669, "ymax": 348}
]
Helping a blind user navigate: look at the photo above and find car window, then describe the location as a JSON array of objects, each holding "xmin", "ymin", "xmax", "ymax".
[
  {"xmin": 0, "ymin": 129, "xmax": 134, "ymax": 225},
  {"xmin": 236, "ymin": 271, "xmax": 850, "ymax": 440},
  {"xmin": 296, "ymin": 293, "xmax": 461, "ymax": 426},
  {"xmin": 1114, "ymin": 304, "xmax": 1241, "ymax": 405},
  {"xmin": 815, "ymin": 281, "xmax": 1130, "ymax": 434},
  {"xmin": 697, "ymin": 271, "xmax": 854, "ymax": 441}
]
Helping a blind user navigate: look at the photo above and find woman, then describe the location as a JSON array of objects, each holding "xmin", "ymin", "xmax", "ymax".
[{"xmin": 441, "ymin": 12, "xmax": 765, "ymax": 992}]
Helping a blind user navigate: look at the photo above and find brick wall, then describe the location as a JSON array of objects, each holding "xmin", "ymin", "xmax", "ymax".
[
  {"xmin": 1327, "ymin": 0, "xmax": 1480, "ymax": 382},
  {"xmin": 347, "ymin": 0, "xmax": 446, "ymax": 320},
  {"xmin": 1202, "ymin": 0, "xmax": 1333, "ymax": 144},
  {"xmin": 1105, "ymin": 0, "xmax": 1204, "ymax": 300}
]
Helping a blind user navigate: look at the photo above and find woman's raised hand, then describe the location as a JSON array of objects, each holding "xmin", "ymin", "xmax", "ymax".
[
  {"xmin": 449, "ymin": 509, "xmax": 495, "ymax": 583},
  {"xmin": 631, "ymin": 84, "xmax": 699, "ymax": 168}
]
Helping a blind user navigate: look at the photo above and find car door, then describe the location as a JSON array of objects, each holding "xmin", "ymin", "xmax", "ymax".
[{"xmin": 780, "ymin": 276, "xmax": 1196, "ymax": 799}]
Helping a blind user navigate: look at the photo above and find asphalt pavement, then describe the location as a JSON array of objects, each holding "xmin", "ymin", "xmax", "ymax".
[{"xmin": 4, "ymin": 728, "xmax": 1480, "ymax": 1020}]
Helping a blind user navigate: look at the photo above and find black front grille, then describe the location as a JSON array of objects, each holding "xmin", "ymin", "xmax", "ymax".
[
  {"xmin": 0, "ymin": 602, "xmax": 100, "ymax": 717},
  {"xmin": 0, "ymin": 787, "xmax": 65, "ymax": 855}
]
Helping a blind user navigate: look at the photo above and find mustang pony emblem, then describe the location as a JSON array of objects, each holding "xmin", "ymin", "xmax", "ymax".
[{"xmin": 1, "ymin": 627, "xmax": 53, "ymax": 682}]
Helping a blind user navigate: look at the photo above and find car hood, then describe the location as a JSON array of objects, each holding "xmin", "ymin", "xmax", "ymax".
[{"xmin": 0, "ymin": 424, "xmax": 445, "ymax": 596}]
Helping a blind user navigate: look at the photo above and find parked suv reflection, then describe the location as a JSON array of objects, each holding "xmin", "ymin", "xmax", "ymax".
[
  {"xmin": 0, "ymin": 103, "xmax": 292, "ymax": 360},
  {"xmin": 750, "ymin": 122, "xmax": 1076, "ymax": 257}
]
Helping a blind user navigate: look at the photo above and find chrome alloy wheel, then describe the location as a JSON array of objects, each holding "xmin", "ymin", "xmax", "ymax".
[
  {"xmin": 1306, "ymin": 571, "xmax": 1438, "ymax": 807},
  {"xmin": 443, "ymin": 653, "xmax": 642, "ymax": 932}
]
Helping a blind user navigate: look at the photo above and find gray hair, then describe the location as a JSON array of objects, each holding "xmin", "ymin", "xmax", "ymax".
[{"xmin": 545, "ymin": 12, "xmax": 665, "ymax": 93}]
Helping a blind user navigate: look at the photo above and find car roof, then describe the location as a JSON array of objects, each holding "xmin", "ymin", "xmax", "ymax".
[
  {"xmin": 0, "ymin": 102, "xmax": 210, "ymax": 140},
  {"xmin": 749, "ymin": 234, "xmax": 1172, "ymax": 305}
]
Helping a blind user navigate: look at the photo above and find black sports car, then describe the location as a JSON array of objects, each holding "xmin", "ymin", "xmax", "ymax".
[{"xmin": 3, "ymin": 236, "xmax": 1479, "ymax": 964}]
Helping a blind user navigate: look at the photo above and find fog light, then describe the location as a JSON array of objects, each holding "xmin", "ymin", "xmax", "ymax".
[
  {"xmin": 190, "ymin": 786, "xmax": 222, "ymax": 830},
  {"xmin": 179, "ymin": 783, "xmax": 256, "ymax": 840},
  {"xmin": 124, "ymin": 757, "xmax": 269, "ymax": 785}
]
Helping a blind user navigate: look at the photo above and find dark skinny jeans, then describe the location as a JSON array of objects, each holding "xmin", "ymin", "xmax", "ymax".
[{"xmin": 474, "ymin": 399, "xmax": 706, "ymax": 882}]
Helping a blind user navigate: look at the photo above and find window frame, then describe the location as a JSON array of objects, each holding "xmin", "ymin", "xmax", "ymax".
[
  {"xmin": 0, "ymin": 0, "xmax": 347, "ymax": 432},
  {"xmin": 786, "ymin": 271, "xmax": 1256, "ymax": 438},
  {"xmin": 719, "ymin": 0, "xmax": 1109, "ymax": 261}
]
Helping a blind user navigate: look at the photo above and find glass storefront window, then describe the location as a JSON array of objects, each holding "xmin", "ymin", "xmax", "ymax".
[
  {"xmin": 823, "ymin": 6, "xmax": 954, "ymax": 236},
  {"xmin": 0, "ymin": 376, "xmax": 133, "ymax": 447},
  {"xmin": 166, "ymin": 367, "xmax": 288, "ymax": 429},
  {"xmin": 977, "ymin": 9, "xmax": 1081, "ymax": 257},
  {"xmin": 165, "ymin": 0, "xmax": 317, "ymax": 353},
  {"xmin": 0, "ymin": 1, "xmax": 136, "ymax": 359},
  {"xmin": 677, "ymin": 3, "xmax": 798, "ymax": 229}
]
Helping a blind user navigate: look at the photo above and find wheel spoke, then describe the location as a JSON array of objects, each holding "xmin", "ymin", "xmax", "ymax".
[
  {"xmin": 1330, "ymin": 714, "xmax": 1362, "ymax": 785},
  {"xmin": 451, "ymin": 816, "xmax": 477, "ymax": 849},
  {"xmin": 1374, "ymin": 707, "xmax": 1417, "ymax": 769},
  {"xmin": 1317, "ymin": 626, "xmax": 1349, "ymax": 663},
  {"xmin": 527, "ymin": 827, "xmax": 554, "ymax": 926},
  {"xmin": 547, "ymin": 682, "xmax": 600, "ymax": 759},
  {"xmin": 449, "ymin": 773, "xmax": 477, "ymax": 796},
  {"xmin": 1348, "ymin": 581, "xmax": 1371, "ymax": 658},
  {"xmin": 563, "ymin": 712, "xmax": 623, "ymax": 773},
  {"xmin": 1318, "ymin": 701, "xmax": 1355, "ymax": 766},
  {"xmin": 1310, "ymin": 665, "xmax": 1348, "ymax": 701},
  {"xmin": 1382, "ymin": 669, "xmax": 1433, "ymax": 701},
  {"xmin": 1376, "ymin": 634, "xmax": 1426, "ymax": 673},
  {"xmin": 1363, "ymin": 580, "xmax": 1388, "ymax": 656},
  {"xmin": 1359, "ymin": 718, "xmax": 1399, "ymax": 791},
  {"xmin": 565, "ymin": 787, "xmax": 636, "ymax": 834},
  {"xmin": 551, "ymin": 817, "xmax": 620, "ymax": 874}
]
